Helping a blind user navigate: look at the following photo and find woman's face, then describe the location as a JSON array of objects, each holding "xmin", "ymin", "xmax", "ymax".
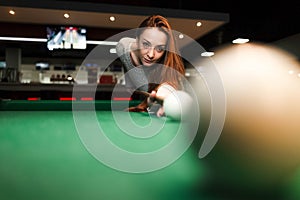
[{"xmin": 137, "ymin": 28, "xmax": 168, "ymax": 67}]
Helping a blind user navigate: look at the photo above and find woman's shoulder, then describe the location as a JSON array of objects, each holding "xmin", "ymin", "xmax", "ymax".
[
  {"xmin": 116, "ymin": 37, "xmax": 135, "ymax": 56},
  {"xmin": 119, "ymin": 37, "xmax": 135, "ymax": 43},
  {"xmin": 117, "ymin": 37, "xmax": 135, "ymax": 48}
]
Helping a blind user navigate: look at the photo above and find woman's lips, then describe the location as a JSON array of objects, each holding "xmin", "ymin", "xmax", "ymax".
[{"xmin": 143, "ymin": 58, "xmax": 153, "ymax": 64}]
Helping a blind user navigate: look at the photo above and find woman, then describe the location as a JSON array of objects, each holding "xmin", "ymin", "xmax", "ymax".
[{"xmin": 116, "ymin": 15, "xmax": 185, "ymax": 117}]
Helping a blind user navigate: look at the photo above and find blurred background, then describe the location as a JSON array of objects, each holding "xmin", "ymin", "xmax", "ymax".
[{"xmin": 1, "ymin": 1, "xmax": 300, "ymax": 200}]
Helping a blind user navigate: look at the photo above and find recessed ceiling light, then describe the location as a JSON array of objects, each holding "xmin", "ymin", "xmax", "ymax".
[
  {"xmin": 9, "ymin": 10, "xmax": 15, "ymax": 15},
  {"xmin": 109, "ymin": 16, "xmax": 115, "ymax": 22},
  {"xmin": 232, "ymin": 38, "xmax": 249, "ymax": 44},
  {"xmin": 185, "ymin": 72, "xmax": 191, "ymax": 77},
  {"xmin": 201, "ymin": 51, "xmax": 215, "ymax": 57},
  {"xmin": 110, "ymin": 48, "xmax": 116, "ymax": 53},
  {"xmin": 196, "ymin": 22, "xmax": 202, "ymax": 27},
  {"xmin": 64, "ymin": 13, "xmax": 70, "ymax": 19},
  {"xmin": 178, "ymin": 34, "xmax": 184, "ymax": 39}
]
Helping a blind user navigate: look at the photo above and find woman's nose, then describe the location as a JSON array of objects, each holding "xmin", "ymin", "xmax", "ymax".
[{"xmin": 147, "ymin": 48, "xmax": 155, "ymax": 59}]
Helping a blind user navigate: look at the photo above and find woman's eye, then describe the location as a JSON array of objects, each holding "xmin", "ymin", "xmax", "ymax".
[
  {"xmin": 143, "ymin": 42, "xmax": 150, "ymax": 48},
  {"xmin": 155, "ymin": 46, "xmax": 165, "ymax": 52}
]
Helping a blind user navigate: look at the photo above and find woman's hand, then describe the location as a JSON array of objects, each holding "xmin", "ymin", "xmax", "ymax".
[
  {"xmin": 148, "ymin": 90, "xmax": 165, "ymax": 117},
  {"xmin": 148, "ymin": 84, "xmax": 176, "ymax": 117}
]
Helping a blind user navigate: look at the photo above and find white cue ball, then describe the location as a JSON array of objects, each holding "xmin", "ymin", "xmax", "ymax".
[
  {"xmin": 198, "ymin": 42, "xmax": 300, "ymax": 190},
  {"xmin": 164, "ymin": 90, "xmax": 193, "ymax": 121}
]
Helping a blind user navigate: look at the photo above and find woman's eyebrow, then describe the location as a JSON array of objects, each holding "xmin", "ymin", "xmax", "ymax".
[
  {"xmin": 142, "ymin": 38, "xmax": 150, "ymax": 43},
  {"xmin": 142, "ymin": 38, "xmax": 166, "ymax": 47}
]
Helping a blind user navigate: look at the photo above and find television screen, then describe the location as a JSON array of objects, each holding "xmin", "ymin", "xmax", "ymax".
[
  {"xmin": 47, "ymin": 26, "xmax": 87, "ymax": 51},
  {"xmin": 36, "ymin": 62, "xmax": 50, "ymax": 70}
]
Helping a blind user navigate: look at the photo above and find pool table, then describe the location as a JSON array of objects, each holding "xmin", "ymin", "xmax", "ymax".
[
  {"xmin": 0, "ymin": 99, "xmax": 206, "ymax": 200},
  {"xmin": 1, "ymin": 99, "xmax": 300, "ymax": 200}
]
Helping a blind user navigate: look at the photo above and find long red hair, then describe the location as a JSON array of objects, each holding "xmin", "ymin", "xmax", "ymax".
[{"xmin": 129, "ymin": 15, "xmax": 185, "ymax": 112}]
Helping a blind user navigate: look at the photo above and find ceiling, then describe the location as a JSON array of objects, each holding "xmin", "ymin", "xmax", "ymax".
[
  {"xmin": 0, "ymin": 0, "xmax": 299, "ymax": 59},
  {"xmin": 0, "ymin": 4, "xmax": 228, "ymax": 40}
]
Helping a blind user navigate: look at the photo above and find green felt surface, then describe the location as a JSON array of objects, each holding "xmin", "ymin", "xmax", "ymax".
[
  {"xmin": 1, "ymin": 100, "xmax": 300, "ymax": 200},
  {"xmin": 0, "ymin": 110, "xmax": 208, "ymax": 200}
]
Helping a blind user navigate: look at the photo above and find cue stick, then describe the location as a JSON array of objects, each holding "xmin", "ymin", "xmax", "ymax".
[{"xmin": 129, "ymin": 90, "xmax": 164, "ymax": 105}]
